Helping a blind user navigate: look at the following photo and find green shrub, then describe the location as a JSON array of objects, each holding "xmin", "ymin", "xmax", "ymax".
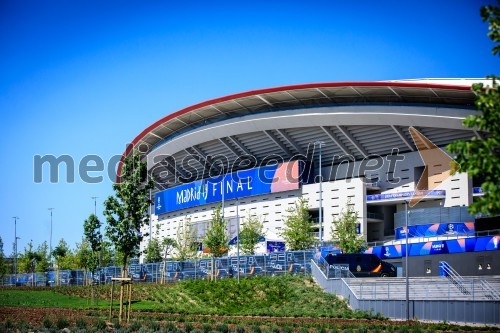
[
  {"xmin": 252, "ymin": 325, "xmax": 262, "ymax": 333},
  {"xmin": 184, "ymin": 322, "xmax": 194, "ymax": 333},
  {"xmin": 298, "ymin": 328, "xmax": 308, "ymax": 333},
  {"xmin": 217, "ymin": 324, "xmax": 229, "ymax": 333},
  {"xmin": 95, "ymin": 318, "xmax": 107, "ymax": 331},
  {"xmin": 76, "ymin": 318, "xmax": 88, "ymax": 329},
  {"xmin": 131, "ymin": 321, "xmax": 142, "ymax": 332},
  {"xmin": 4, "ymin": 319, "xmax": 14, "ymax": 330},
  {"xmin": 236, "ymin": 325, "xmax": 246, "ymax": 333},
  {"xmin": 149, "ymin": 321, "xmax": 161, "ymax": 331},
  {"xmin": 56, "ymin": 318, "xmax": 70, "ymax": 330},
  {"xmin": 270, "ymin": 326, "xmax": 280, "ymax": 333},
  {"xmin": 202, "ymin": 324, "xmax": 213, "ymax": 333},
  {"xmin": 42, "ymin": 318, "xmax": 53, "ymax": 329},
  {"xmin": 281, "ymin": 327, "xmax": 292, "ymax": 333}
]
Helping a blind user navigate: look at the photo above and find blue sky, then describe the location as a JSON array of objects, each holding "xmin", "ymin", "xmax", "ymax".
[{"xmin": 0, "ymin": 0, "xmax": 498, "ymax": 256}]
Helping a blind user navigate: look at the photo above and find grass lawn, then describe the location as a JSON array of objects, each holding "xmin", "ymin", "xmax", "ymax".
[
  {"xmin": 0, "ymin": 276, "xmax": 363, "ymax": 318},
  {"xmin": 0, "ymin": 289, "xmax": 157, "ymax": 311}
]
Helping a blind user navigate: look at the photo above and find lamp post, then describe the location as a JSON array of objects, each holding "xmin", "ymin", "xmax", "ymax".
[
  {"xmin": 236, "ymin": 198, "xmax": 240, "ymax": 283},
  {"xmin": 315, "ymin": 141, "xmax": 325, "ymax": 245},
  {"xmin": 404, "ymin": 200, "xmax": 409, "ymax": 321},
  {"xmin": 12, "ymin": 217, "xmax": 19, "ymax": 275},
  {"xmin": 91, "ymin": 196, "xmax": 102, "ymax": 269},
  {"xmin": 48, "ymin": 208, "xmax": 54, "ymax": 266}
]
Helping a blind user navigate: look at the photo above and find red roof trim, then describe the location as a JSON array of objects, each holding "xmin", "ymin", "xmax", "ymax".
[{"xmin": 117, "ymin": 81, "xmax": 472, "ymax": 180}]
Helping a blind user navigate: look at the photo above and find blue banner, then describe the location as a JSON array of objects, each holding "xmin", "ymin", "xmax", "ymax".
[
  {"xmin": 155, "ymin": 161, "xmax": 301, "ymax": 214},
  {"xmin": 366, "ymin": 235, "xmax": 500, "ymax": 259},
  {"xmin": 366, "ymin": 190, "xmax": 446, "ymax": 202},
  {"xmin": 267, "ymin": 241, "xmax": 286, "ymax": 253},
  {"xmin": 395, "ymin": 222, "xmax": 475, "ymax": 240}
]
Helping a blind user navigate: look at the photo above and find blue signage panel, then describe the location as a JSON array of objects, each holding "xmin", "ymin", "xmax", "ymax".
[
  {"xmin": 366, "ymin": 190, "xmax": 446, "ymax": 202},
  {"xmin": 395, "ymin": 222, "xmax": 475, "ymax": 240},
  {"xmin": 366, "ymin": 235, "xmax": 500, "ymax": 259},
  {"xmin": 155, "ymin": 161, "xmax": 301, "ymax": 214}
]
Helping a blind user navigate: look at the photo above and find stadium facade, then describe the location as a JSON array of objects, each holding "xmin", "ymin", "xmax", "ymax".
[{"xmin": 124, "ymin": 79, "xmax": 499, "ymax": 277}]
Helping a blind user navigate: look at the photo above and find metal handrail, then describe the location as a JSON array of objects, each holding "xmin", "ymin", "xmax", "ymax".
[{"xmin": 439, "ymin": 261, "xmax": 470, "ymax": 295}]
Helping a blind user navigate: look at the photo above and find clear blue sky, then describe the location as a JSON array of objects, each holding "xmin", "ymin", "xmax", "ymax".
[{"xmin": 1, "ymin": 0, "xmax": 498, "ymax": 256}]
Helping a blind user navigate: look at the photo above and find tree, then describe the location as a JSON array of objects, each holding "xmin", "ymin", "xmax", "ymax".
[
  {"xmin": 330, "ymin": 202, "xmax": 365, "ymax": 254},
  {"xmin": 83, "ymin": 213, "xmax": 102, "ymax": 286},
  {"xmin": 280, "ymin": 197, "xmax": 315, "ymax": 251},
  {"xmin": 239, "ymin": 214, "xmax": 264, "ymax": 255},
  {"xmin": 143, "ymin": 238, "xmax": 162, "ymax": 263},
  {"xmin": 203, "ymin": 205, "xmax": 229, "ymax": 258},
  {"xmin": 0, "ymin": 237, "xmax": 6, "ymax": 278},
  {"xmin": 103, "ymin": 152, "xmax": 153, "ymax": 322},
  {"xmin": 52, "ymin": 238, "xmax": 69, "ymax": 270},
  {"xmin": 161, "ymin": 237, "xmax": 176, "ymax": 261},
  {"xmin": 447, "ymin": 3, "xmax": 500, "ymax": 216},
  {"xmin": 175, "ymin": 218, "xmax": 198, "ymax": 260},
  {"xmin": 103, "ymin": 152, "xmax": 153, "ymax": 275}
]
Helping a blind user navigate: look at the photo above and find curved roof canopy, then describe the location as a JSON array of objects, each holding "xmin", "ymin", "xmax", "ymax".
[{"xmin": 121, "ymin": 80, "xmax": 483, "ymax": 187}]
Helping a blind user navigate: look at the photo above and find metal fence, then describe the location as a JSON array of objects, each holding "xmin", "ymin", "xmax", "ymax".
[{"xmin": 0, "ymin": 251, "xmax": 315, "ymax": 287}]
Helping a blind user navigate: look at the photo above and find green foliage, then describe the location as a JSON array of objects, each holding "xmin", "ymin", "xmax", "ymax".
[
  {"xmin": 76, "ymin": 318, "xmax": 88, "ymax": 329},
  {"xmin": 56, "ymin": 317, "xmax": 69, "ymax": 329},
  {"xmin": 481, "ymin": 2, "xmax": 500, "ymax": 56},
  {"xmin": 447, "ymin": 3, "xmax": 500, "ymax": 216},
  {"xmin": 280, "ymin": 198, "xmax": 315, "ymax": 251},
  {"xmin": 103, "ymin": 152, "xmax": 153, "ymax": 274},
  {"xmin": 203, "ymin": 205, "xmax": 229, "ymax": 257},
  {"xmin": 239, "ymin": 214, "xmax": 264, "ymax": 255},
  {"xmin": 52, "ymin": 238, "xmax": 79, "ymax": 270},
  {"xmin": 18, "ymin": 241, "xmax": 42, "ymax": 273},
  {"xmin": 84, "ymin": 214, "xmax": 102, "ymax": 252},
  {"xmin": 95, "ymin": 318, "xmax": 107, "ymax": 330},
  {"xmin": 161, "ymin": 237, "xmax": 177, "ymax": 260},
  {"xmin": 144, "ymin": 237, "xmax": 163, "ymax": 263},
  {"xmin": 447, "ymin": 78, "xmax": 500, "ymax": 215},
  {"xmin": 176, "ymin": 218, "xmax": 198, "ymax": 260},
  {"xmin": 76, "ymin": 238, "xmax": 97, "ymax": 272},
  {"xmin": 82, "ymin": 213, "xmax": 102, "ymax": 274},
  {"xmin": 330, "ymin": 202, "xmax": 365, "ymax": 254},
  {"xmin": 42, "ymin": 318, "xmax": 53, "ymax": 329},
  {"xmin": 0, "ymin": 236, "xmax": 6, "ymax": 277}
]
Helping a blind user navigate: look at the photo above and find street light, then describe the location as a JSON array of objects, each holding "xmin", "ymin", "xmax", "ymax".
[
  {"xmin": 404, "ymin": 200, "xmax": 410, "ymax": 321},
  {"xmin": 91, "ymin": 196, "xmax": 102, "ymax": 269},
  {"xmin": 48, "ymin": 208, "xmax": 55, "ymax": 265},
  {"xmin": 12, "ymin": 217, "xmax": 19, "ymax": 275},
  {"xmin": 315, "ymin": 141, "xmax": 325, "ymax": 246},
  {"xmin": 236, "ymin": 198, "xmax": 240, "ymax": 283}
]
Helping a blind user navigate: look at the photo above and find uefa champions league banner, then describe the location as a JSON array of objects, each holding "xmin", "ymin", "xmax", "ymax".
[
  {"xmin": 395, "ymin": 222, "xmax": 475, "ymax": 240},
  {"xmin": 366, "ymin": 235, "xmax": 500, "ymax": 259},
  {"xmin": 155, "ymin": 161, "xmax": 301, "ymax": 215}
]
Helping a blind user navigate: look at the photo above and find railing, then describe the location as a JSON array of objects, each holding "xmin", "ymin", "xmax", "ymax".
[
  {"xmin": 366, "ymin": 212, "xmax": 384, "ymax": 220},
  {"xmin": 480, "ymin": 279, "xmax": 500, "ymax": 301},
  {"xmin": 439, "ymin": 261, "xmax": 470, "ymax": 295},
  {"xmin": 394, "ymin": 206, "xmax": 475, "ymax": 228},
  {"xmin": 0, "ymin": 251, "xmax": 316, "ymax": 287}
]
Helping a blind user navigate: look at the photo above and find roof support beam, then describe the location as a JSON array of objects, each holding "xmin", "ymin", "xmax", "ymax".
[
  {"xmin": 336, "ymin": 126, "xmax": 368, "ymax": 158},
  {"xmin": 228, "ymin": 136, "xmax": 253, "ymax": 156},
  {"xmin": 185, "ymin": 146, "xmax": 222, "ymax": 174},
  {"xmin": 256, "ymin": 94, "xmax": 274, "ymax": 107},
  {"xmin": 263, "ymin": 130, "xmax": 293, "ymax": 158},
  {"xmin": 275, "ymin": 129, "xmax": 306, "ymax": 156},
  {"xmin": 219, "ymin": 138, "xmax": 241, "ymax": 157},
  {"xmin": 320, "ymin": 126, "xmax": 352, "ymax": 156},
  {"xmin": 391, "ymin": 125, "xmax": 416, "ymax": 151}
]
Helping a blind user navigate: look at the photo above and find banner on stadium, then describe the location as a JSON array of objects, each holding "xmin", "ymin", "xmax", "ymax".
[
  {"xmin": 155, "ymin": 161, "xmax": 302, "ymax": 214},
  {"xmin": 365, "ymin": 235, "xmax": 500, "ymax": 259},
  {"xmin": 395, "ymin": 222, "xmax": 475, "ymax": 240},
  {"xmin": 366, "ymin": 190, "xmax": 446, "ymax": 202}
]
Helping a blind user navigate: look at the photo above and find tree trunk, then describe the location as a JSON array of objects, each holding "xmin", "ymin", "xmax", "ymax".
[{"xmin": 119, "ymin": 269, "xmax": 124, "ymax": 322}]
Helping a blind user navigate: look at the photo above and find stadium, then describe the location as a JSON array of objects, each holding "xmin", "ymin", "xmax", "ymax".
[{"xmin": 124, "ymin": 79, "xmax": 499, "ymax": 278}]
